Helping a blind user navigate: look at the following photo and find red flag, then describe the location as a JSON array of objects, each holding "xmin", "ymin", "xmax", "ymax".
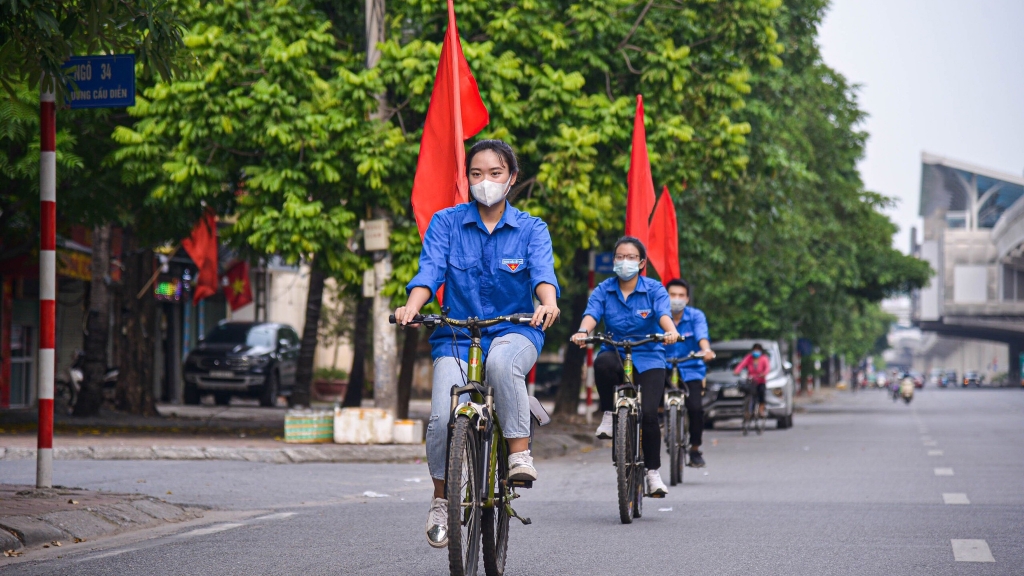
[
  {"xmin": 181, "ymin": 210, "xmax": 218, "ymax": 305},
  {"xmin": 647, "ymin": 185, "xmax": 680, "ymax": 286},
  {"xmin": 410, "ymin": 0, "xmax": 490, "ymax": 239},
  {"xmin": 625, "ymin": 95, "xmax": 656, "ymax": 274},
  {"xmin": 223, "ymin": 261, "xmax": 253, "ymax": 311}
]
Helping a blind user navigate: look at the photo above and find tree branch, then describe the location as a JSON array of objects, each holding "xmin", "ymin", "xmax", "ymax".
[{"xmin": 617, "ymin": 0, "xmax": 656, "ymax": 50}]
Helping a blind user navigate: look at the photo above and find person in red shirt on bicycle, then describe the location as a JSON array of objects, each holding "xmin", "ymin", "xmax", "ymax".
[{"xmin": 733, "ymin": 343, "xmax": 770, "ymax": 418}]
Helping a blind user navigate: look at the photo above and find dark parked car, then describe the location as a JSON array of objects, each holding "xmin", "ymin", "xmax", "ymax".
[
  {"xmin": 183, "ymin": 322, "xmax": 301, "ymax": 406},
  {"xmin": 703, "ymin": 339, "xmax": 795, "ymax": 430}
]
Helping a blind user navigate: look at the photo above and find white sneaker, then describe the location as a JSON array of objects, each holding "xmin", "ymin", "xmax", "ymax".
[
  {"xmin": 425, "ymin": 497, "xmax": 448, "ymax": 548},
  {"xmin": 647, "ymin": 469, "xmax": 668, "ymax": 498},
  {"xmin": 508, "ymin": 450, "xmax": 537, "ymax": 481},
  {"xmin": 595, "ymin": 411, "xmax": 614, "ymax": 439}
]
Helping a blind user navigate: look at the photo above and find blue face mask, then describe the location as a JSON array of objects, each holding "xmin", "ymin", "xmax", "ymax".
[{"xmin": 752, "ymin": 351, "xmax": 762, "ymax": 358}]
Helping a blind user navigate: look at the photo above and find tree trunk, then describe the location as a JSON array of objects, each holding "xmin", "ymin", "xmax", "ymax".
[
  {"xmin": 291, "ymin": 264, "xmax": 326, "ymax": 407},
  {"xmin": 74, "ymin": 223, "xmax": 111, "ymax": 416},
  {"xmin": 396, "ymin": 324, "xmax": 420, "ymax": 420},
  {"xmin": 342, "ymin": 296, "xmax": 372, "ymax": 407},
  {"xmin": 116, "ymin": 228, "xmax": 157, "ymax": 416},
  {"xmin": 554, "ymin": 248, "xmax": 590, "ymax": 418}
]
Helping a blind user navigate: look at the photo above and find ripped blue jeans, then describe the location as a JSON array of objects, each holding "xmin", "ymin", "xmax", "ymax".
[{"xmin": 426, "ymin": 333, "xmax": 537, "ymax": 480}]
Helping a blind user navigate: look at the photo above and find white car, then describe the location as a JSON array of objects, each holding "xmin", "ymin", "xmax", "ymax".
[{"xmin": 702, "ymin": 340, "xmax": 796, "ymax": 430}]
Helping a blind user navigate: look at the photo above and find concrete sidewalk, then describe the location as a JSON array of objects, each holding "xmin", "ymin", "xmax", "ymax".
[{"xmin": 0, "ymin": 485, "xmax": 199, "ymax": 554}]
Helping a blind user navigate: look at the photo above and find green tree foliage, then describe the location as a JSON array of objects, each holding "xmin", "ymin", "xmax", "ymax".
[
  {"xmin": 676, "ymin": 0, "xmax": 931, "ymax": 360},
  {"xmin": 0, "ymin": 0, "xmax": 186, "ymax": 96}
]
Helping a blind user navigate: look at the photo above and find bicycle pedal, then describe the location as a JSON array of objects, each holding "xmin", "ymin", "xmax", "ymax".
[{"xmin": 509, "ymin": 479, "xmax": 533, "ymax": 489}]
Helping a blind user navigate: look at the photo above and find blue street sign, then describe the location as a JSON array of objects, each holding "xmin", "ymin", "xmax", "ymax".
[
  {"xmin": 63, "ymin": 55, "xmax": 136, "ymax": 109},
  {"xmin": 594, "ymin": 252, "xmax": 615, "ymax": 274}
]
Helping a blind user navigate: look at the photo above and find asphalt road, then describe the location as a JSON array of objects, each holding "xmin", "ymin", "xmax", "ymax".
[{"xmin": 2, "ymin": 387, "xmax": 1022, "ymax": 575}]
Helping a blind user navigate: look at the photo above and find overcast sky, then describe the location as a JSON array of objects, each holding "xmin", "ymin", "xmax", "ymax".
[{"xmin": 818, "ymin": 0, "xmax": 1024, "ymax": 253}]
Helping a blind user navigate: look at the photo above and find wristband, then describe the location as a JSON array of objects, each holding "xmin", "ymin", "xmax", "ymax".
[{"xmin": 576, "ymin": 329, "xmax": 588, "ymax": 334}]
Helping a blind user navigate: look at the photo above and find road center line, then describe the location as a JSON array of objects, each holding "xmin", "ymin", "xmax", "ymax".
[
  {"xmin": 176, "ymin": 523, "xmax": 244, "ymax": 538},
  {"xmin": 943, "ymin": 493, "xmax": 970, "ymax": 505},
  {"xmin": 924, "ymin": 441, "xmax": 938, "ymax": 446},
  {"xmin": 951, "ymin": 539, "xmax": 995, "ymax": 562},
  {"xmin": 928, "ymin": 450, "xmax": 944, "ymax": 456},
  {"xmin": 934, "ymin": 468, "xmax": 954, "ymax": 476},
  {"xmin": 77, "ymin": 548, "xmax": 138, "ymax": 562}
]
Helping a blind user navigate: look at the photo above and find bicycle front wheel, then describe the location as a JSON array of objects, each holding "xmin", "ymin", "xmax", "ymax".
[
  {"xmin": 482, "ymin": 435, "xmax": 509, "ymax": 576},
  {"xmin": 742, "ymin": 396, "xmax": 752, "ymax": 436},
  {"xmin": 667, "ymin": 404, "xmax": 682, "ymax": 486},
  {"xmin": 614, "ymin": 406, "xmax": 637, "ymax": 524},
  {"xmin": 447, "ymin": 416, "xmax": 482, "ymax": 576},
  {"xmin": 756, "ymin": 404, "xmax": 766, "ymax": 435}
]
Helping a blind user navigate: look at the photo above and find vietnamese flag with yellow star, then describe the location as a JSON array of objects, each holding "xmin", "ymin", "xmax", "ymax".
[{"xmin": 223, "ymin": 261, "xmax": 253, "ymax": 311}]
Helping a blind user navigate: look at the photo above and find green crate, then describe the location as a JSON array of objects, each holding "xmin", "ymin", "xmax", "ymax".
[{"xmin": 284, "ymin": 410, "xmax": 334, "ymax": 443}]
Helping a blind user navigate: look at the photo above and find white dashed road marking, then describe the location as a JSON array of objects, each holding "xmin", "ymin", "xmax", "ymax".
[
  {"xmin": 254, "ymin": 512, "xmax": 297, "ymax": 521},
  {"xmin": 923, "ymin": 441, "xmax": 938, "ymax": 446},
  {"xmin": 951, "ymin": 539, "xmax": 995, "ymax": 562},
  {"xmin": 934, "ymin": 468, "xmax": 954, "ymax": 476},
  {"xmin": 78, "ymin": 548, "xmax": 139, "ymax": 562},
  {"xmin": 943, "ymin": 493, "xmax": 970, "ymax": 505},
  {"xmin": 928, "ymin": 450, "xmax": 944, "ymax": 456},
  {"xmin": 176, "ymin": 523, "xmax": 244, "ymax": 538},
  {"xmin": 921, "ymin": 436, "xmax": 933, "ymax": 442}
]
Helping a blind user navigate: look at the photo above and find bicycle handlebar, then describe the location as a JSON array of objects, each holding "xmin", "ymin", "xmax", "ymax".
[
  {"xmin": 579, "ymin": 333, "xmax": 665, "ymax": 348},
  {"xmin": 388, "ymin": 313, "xmax": 536, "ymax": 328},
  {"xmin": 666, "ymin": 350, "xmax": 705, "ymax": 364}
]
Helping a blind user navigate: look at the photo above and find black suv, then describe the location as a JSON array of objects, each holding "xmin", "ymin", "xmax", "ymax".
[{"xmin": 183, "ymin": 322, "xmax": 300, "ymax": 406}]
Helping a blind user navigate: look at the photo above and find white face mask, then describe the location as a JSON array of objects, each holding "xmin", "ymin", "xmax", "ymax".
[
  {"xmin": 613, "ymin": 260, "xmax": 640, "ymax": 281},
  {"xmin": 470, "ymin": 176, "xmax": 512, "ymax": 207},
  {"xmin": 670, "ymin": 298, "xmax": 687, "ymax": 314}
]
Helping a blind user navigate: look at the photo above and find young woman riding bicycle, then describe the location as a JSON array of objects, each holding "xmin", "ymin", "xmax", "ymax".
[
  {"xmin": 734, "ymin": 343, "xmax": 770, "ymax": 418},
  {"xmin": 394, "ymin": 140, "xmax": 560, "ymax": 549},
  {"xmin": 570, "ymin": 237, "xmax": 679, "ymax": 497}
]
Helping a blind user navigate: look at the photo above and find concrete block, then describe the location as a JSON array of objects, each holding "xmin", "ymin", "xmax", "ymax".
[
  {"xmin": 0, "ymin": 516, "xmax": 65, "ymax": 547},
  {"xmin": 130, "ymin": 499, "xmax": 186, "ymax": 522},
  {"xmin": 283, "ymin": 447, "xmax": 332, "ymax": 463},
  {"xmin": 54, "ymin": 446, "xmax": 95, "ymax": 460},
  {"xmin": 238, "ymin": 449, "xmax": 291, "ymax": 464},
  {"xmin": 202, "ymin": 447, "xmax": 246, "ymax": 461},
  {"xmin": 0, "ymin": 527, "xmax": 22, "ymax": 550},
  {"xmin": 93, "ymin": 502, "xmax": 158, "ymax": 527},
  {"xmin": 39, "ymin": 510, "xmax": 118, "ymax": 540},
  {"xmin": 152, "ymin": 446, "xmax": 207, "ymax": 460},
  {"xmin": 91, "ymin": 446, "xmax": 156, "ymax": 460},
  {"xmin": 0, "ymin": 448, "xmax": 34, "ymax": 461}
]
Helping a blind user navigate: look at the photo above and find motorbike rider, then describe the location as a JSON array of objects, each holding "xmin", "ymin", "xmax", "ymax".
[
  {"xmin": 570, "ymin": 236, "xmax": 680, "ymax": 497},
  {"xmin": 394, "ymin": 139, "xmax": 560, "ymax": 548},
  {"xmin": 663, "ymin": 279, "xmax": 715, "ymax": 468},
  {"xmin": 733, "ymin": 343, "xmax": 770, "ymax": 418}
]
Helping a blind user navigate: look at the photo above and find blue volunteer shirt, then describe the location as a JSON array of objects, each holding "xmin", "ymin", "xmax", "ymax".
[
  {"xmin": 407, "ymin": 201, "xmax": 560, "ymax": 362},
  {"xmin": 583, "ymin": 276, "xmax": 672, "ymax": 373},
  {"xmin": 664, "ymin": 306, "xmax": 709, "ymax": 381}
]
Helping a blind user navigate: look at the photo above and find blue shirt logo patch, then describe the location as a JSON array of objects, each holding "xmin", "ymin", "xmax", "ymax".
[
  {"xmin": 637, "ymin": 309, "xmax": 652, "ymax": 319},
  {"xmin": 502, "ymin": 258, "xmax": 524, "ymax": 272}
]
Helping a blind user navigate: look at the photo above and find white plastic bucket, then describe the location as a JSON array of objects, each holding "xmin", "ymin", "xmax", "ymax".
[{"xmin": 393, "ymin": 419, "xmax": 424, "ymax": 444}]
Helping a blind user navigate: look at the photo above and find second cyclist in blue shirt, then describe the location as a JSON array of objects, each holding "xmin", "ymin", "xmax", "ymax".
[{"xmin": 570, "ymin": 237, "xmax": 680, "ymax": 497}]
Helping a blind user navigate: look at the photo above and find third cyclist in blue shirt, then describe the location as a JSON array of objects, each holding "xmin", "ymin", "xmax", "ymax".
[{"xmin": 663, "ymin": 278, "xmax": 716, "ymax": 468}]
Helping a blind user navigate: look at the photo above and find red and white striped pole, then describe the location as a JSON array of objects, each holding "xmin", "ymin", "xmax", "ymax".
[{"xmin": 37, "ymin": 80, "xmax": 56, "ymax": 488}]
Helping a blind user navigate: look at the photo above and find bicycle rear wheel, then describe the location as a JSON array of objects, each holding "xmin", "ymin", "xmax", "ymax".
[
  {"xmin": 482, "ymin": 435, "xmax": 509, "ymax": 576},
  {"xmin": 614, "ymin": 406, "xmax": 636, "ymax": 524},
  {"xmin": 756, "ymin": 404, "xmax": 766, "ymax": 435},
  {"xmin": 667, "ymin": 404, "xmax": 682, "ymax": 486},
  {"xmin": 447, "ymin": 416, "xmax": 482, "ymax": 576}
]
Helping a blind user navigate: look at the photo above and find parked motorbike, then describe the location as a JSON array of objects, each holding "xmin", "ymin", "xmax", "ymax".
[{"xmin": 55, "ymin": 350, "xmax": 119, "ymax": 415}]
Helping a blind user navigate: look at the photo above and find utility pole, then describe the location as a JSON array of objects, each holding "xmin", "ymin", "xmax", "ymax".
[
  {"xmin": 366, "ymin": 0, "xmax": 398, "ymax": 416},
  {"xmin": 37, "ymin": 79, "xmax": 56, "ymax": 488}
]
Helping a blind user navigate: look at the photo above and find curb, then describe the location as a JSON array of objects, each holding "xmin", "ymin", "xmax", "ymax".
[
  {"xmin": 0, "ymin": 444, "xmax": 427, "ymax": 464},
  {"xmin": 0, "ymin": 488, "xmax": 198, "ymax": 552}
]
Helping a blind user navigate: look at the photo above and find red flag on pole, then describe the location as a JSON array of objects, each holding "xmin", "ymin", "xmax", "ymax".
[
  {"xmin": 182, "ymin": 210, "xmax": 218, "ymax": 305},
  {"xmin": 625, "ymin": 95, "xmax": 656, "ymax": 270},
  {"xmin": 647, "ymin": 185, "xmax": 680, "ymax": 285},
  {"xmin": 410, "ymin": 0, "xmax": 490, "ymax": 239},
  {"xmin": 223, "ymin": 261, "xmax": 253, "ymax": 311}
]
